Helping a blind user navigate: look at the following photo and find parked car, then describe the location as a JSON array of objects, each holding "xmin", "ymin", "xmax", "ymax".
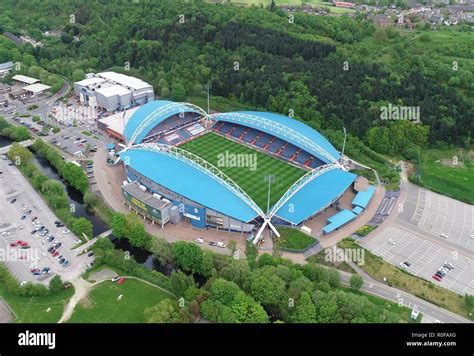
[
  {"xmin": 31, "ymin": 229, "xmax": 37, "ymax": 234},
  {"xmin": 432, "ymin": 274, "xmax": 442, "ymax": 282},
  {"xmin": 54, "ymin": 242, "xmax": 62, "ymax": 249},
  {"xmin": 59, "ymin": 258, "xmax": 65, "ymax": 264},
  {"xmin": 87, "ymin": 251, "xmax": 94, "ymax": 257},
  {"xmin": 62, "ymin": 260, "xmax": 69, "ymax": 267},
  {"xmin": 195, "ymin": 238, "xmax": 204, "ymax": 244},
  {"xmin": 10, "ymin": 198, "xmax": 16, "ymax": 204},
  {"xmin": 117, "ymin": 277, "xmax": 126, "ymax": 285},
  {"xmin": 47, "ymin": 246, "xmax": 54, "ymax": 252}
]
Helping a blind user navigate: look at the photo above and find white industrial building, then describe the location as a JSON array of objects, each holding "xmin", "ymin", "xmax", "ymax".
[{"xmin": 74, "ymin": 72, "xmax": 154, "ymax": 112}]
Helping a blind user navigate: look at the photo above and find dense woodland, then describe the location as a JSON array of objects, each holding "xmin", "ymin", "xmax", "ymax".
[{"xmin": 0, "ymin": 0, "xmax": 473, "ymax": 159}]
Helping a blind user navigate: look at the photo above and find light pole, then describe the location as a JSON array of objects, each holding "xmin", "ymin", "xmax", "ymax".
[
  {"xmin": 264, "ymin": 174, "xmax": 276, "ymax": 215},
  {"xmin": 341, "ymin": 127, "xmax": 347, "ymax": 164}
]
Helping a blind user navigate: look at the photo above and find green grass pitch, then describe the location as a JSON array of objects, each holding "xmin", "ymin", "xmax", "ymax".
[{"xmin": 180, "ymin": 132, "xmax": 306, "ymax": 212}]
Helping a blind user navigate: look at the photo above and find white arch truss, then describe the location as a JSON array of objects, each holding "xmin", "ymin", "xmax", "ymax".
[
  {"xmin": 268, "ymin": 162, "xmax": 342, "ymax": 219},
  {"xmin": 210, "ymin": 112, "xmax": 338, "ymax": 164},
  {"xmin": 122, "ymin": 143, "xmax": 265, "ymax": 218},
  {"xmin": 128, "ymin": 102, "xmax": 208, "ymax": 146}
]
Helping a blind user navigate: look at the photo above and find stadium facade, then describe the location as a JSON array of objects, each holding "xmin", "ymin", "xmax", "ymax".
[{"xmin": 119, "ymin": 100, "xmax": 370, "ymax": 241}]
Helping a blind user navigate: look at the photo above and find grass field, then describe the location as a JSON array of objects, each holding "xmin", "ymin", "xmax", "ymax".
[
  {"xmin": 418, "ymin": 147, "xmax": 474, "ymax": 204},
  {"xmin": 68, "ymin": 279, "xmax": 175, "ymax": 323},
  {"xmin": 180, "ymin": 132, "xmax": 305, "ymax": 212},
  {"xmin": 0, "ymin": 284, "xmax": 74, "ymax": 323},
  {"xmin": 205, "ymin": 0, "xmax": 355, "ymax": 13}
]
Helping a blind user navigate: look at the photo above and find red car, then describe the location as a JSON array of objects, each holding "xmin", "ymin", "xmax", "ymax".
[
  {"xmin": 432, "ymin": 274, "xmax": 442, "ymax": 282},
  {"xmin": 17, "ymin": 240, "xmax": 28, "ymax": 247},
  {"xmin": 10, "ymin": 242, "xmax": 18, "ymax": 247},
  {"xmin": 52, "ymin": 251, "xmax": 59, "ymax": 257},
  {"xmin": 117, "ymin": 277, "xmax": 126, "ymax": 285}
]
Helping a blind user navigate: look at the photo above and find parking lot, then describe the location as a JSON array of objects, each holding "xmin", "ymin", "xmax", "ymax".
[
  {"xmin": 51, "ymin": 130, "xmax": 106, "ymax": 158},
  {"xmin": 0, "ymin": 156, "xmax": 91, "ymax": 285},
  {"xmin": 398, "ymin": 184, "xmax": 474, "ymax": 252},
  {"xmin": 360, "ymin": 226, "xmax": 474, "ymax": 296}
]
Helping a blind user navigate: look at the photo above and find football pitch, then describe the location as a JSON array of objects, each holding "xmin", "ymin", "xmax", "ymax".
[{"xmin": 180, "ymin": 132, "xmax": 305, "ymax": 212}]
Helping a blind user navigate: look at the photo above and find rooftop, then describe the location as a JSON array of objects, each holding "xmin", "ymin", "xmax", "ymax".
[
  {"xmin": 99, "ymin": 107, "xmax": 139, "ymax": 134},
  {"xmin": 97, "ymin": 72, "xmax": 153, "ymax": 91},
  {"xmin": 122, "ymin": 182, "xmax": 169, "ymax": 211},
  {"xmin": 0, "ymin": 61, "xmax": 14, "ymax": 71},
  {"xmin": 23, "ymin": 83, "xmax": 51, "ymax": 93},
  {"xmin": 96, "ymin": 84, "xmax": 131, "ymax": 97},
  {"xmin": 12, "ymin": 74, "xmax": 40, "ymax": 85}
]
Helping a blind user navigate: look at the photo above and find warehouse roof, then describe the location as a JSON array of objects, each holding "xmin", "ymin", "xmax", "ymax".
[
  {"xmin": 12, "ymin": 75, "xmax": 40, "ymax": 84},
  {"xmin": 23, "ymin": 83, "xmax": 51, "ymax": 94},
  {"xmin": 97, "ymin": 72, "xmax": 152, "ymax": 91},
  {"xmin": 75, "ymin": 77, "xmax": 105, "ymax": 87},
  {"xmin": 0, "ymin": 61, "xmax": 14, "ymax": 71},
  {"xmin": 96, "ymin": 84, "xmax": 131, "ymax": 97}
]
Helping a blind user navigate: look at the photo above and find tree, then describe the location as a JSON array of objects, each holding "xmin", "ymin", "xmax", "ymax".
[
  {"xmin": 144, "ymin": 299, "xmax": 180, "ymax": 323},
  {"xmin": 171, "ymin": 83, "xmax": 186, "ymax": 101},
  {"xmin": 201, "ymin": 279, "xmax": 268, "ymax": 323},
  {"xmin": 171, "ymin": 241, "xmax": 203, "ymax": 272},
  {"xmin": 327, "ymin": 268, "xmax": 341, "ymax": 288},
  {"xmin": 169, "ymin": 270, "xmax": 195, "ymax": 297},
  {"xmin": 111, "ymin": 213, "xmax": 128, "ymax": 238},
  {"xmin": 349, "ymin": 274, "xmax": 364, "ymax": 290},
  {"xmin": 7, "ymin": 143, "xmax": 32, "ymax": 166},
  {"xmin": 219, "ymin": 260, "xmax": 251, "ymax": 289},
  {"xmin": 48, "ymin": 275, "xmax": 64, "ymax": 293},
  {"xmin": 71, "ymin": 217, "xmax": 93, "ymax": 239},
  {"xmin": 199, "ymin": 250, "xmax": 215, "ymax": 278},
  {"xmin": 291, "ymin": 291, "xmax": 316, "ymax": 323},
  {"xmin": 151, "ymin": 238, "xmax": 174, "ymax": 265},
  {"xmin": 248, "ymin": 266, "xmax": 286, "ymax": 306}
]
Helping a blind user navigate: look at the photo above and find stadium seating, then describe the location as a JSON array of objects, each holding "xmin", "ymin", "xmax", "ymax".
[
  {"xmin": 294, "ymin": 151, "xmax": 310, "ymax": 165},
  {"xmin": 243, "ymin": 129, "xmax": 258, "ymax": 143},
  {"xmin": 179, "ymin": 129, "xmax": 191, "ymax": 140},
  {"xmin": 268, "ymin": 138, "xmax": 285, "ymax": 153},
  {"xmin": 254, "ymin": 133, "xmax": 271, "ymax": 148},
  {"xmin": 231, "ymin": 125, "xmax": 245, "ymax": 139},
  {"xmin": 280, "ymin": 144, "xmax": 298, "ymax": 159}
]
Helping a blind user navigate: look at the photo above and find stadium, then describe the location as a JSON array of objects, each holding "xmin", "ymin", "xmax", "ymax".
[{"xmin": 118, "ymin": 100, "xmax": 375, "ymax": 243}]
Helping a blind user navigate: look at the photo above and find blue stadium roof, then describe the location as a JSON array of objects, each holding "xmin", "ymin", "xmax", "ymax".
[
  {"xmin": 274, "ymin": 169, "xmax": 356, "ymax": 225},
  {"xmin": 213, "ymin": 111, "xmax": 340, "ymax": 164},
  {"xmin": 323, "ymin": 209, "xmax": 357, "ymax": 234},
  {"xmin": 120, "ymin": 148, "xmax": 259, "ymax": 223},
  {"xmin": 123, "ymin": 100, "xmax": 204, "ymax": 144},
  {"xmin": 352, "ymin": 206, "xmax": 364, "ymax": 215},
  {"xmin": 352, "ymin": 185, "xmax": 376, "ymax": 209}
]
